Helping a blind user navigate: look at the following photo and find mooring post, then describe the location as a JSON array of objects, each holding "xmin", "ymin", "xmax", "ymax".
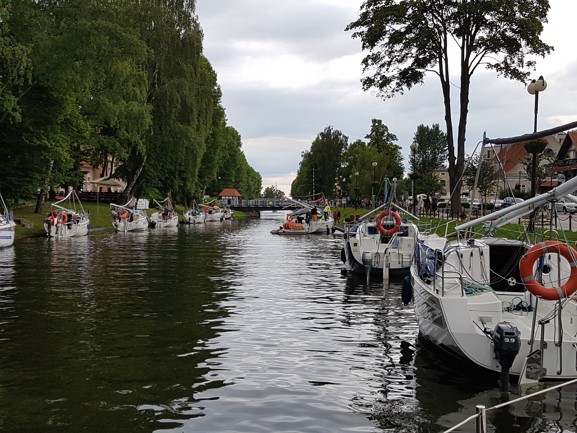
[{"xmin": 475, "ymin": 405, "xmax": 486, "ymax": 433}]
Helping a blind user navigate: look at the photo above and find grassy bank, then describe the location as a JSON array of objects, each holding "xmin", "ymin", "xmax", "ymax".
[{"xmin": 11, "ymin": 201, "xmax": 251, "ymax": 238}]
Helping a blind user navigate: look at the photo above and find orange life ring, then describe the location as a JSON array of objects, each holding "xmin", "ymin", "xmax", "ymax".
[
  {"xmin": 376, "ymin": 210, "xmax": 402, "ymax": 235},
  {"xmin": 519, "ymin": 240, "xmax": 577, "ymax": 300},
  {"xmin": 287, "ymin": 214, "xmax": 294, "ymax": 222},
  {"xmin": 49, "ymin": 211, "xmax": 57, "ymax": 224},
  {"xmin": 119, "ymin": 209, "xmax": 129, "ymax": 220},
  {"xmin": 57, "ymin": 212, "xmax": 68, "ymax": 224}
]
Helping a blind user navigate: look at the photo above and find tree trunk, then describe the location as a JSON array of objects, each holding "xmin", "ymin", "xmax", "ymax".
[
  {"xmin": 34, "ymin": 189, "xmax": 46, "ymax": 214},
  {"xmin": 123, "ymin": 154, "xmax": 147, "ymax": 200}
]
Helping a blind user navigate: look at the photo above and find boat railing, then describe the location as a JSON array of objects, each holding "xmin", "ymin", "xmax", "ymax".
[
  {"xmin": 438, "ymin": 268, "xmax": 464, "ymax": 297},
  {"xmin": 444, "ymin": 378, "xmax": 577, "ymax": 433}
]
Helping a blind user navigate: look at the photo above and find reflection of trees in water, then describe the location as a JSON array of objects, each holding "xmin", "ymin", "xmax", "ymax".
[{"xmin": 342, "ymin": 276, "xmax": 426, "ymax": 431}]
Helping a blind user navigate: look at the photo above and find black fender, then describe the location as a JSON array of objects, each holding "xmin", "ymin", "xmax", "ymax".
[{"xmin": 401, "ymin": 276, "xmax": 413, "ymax": 305}]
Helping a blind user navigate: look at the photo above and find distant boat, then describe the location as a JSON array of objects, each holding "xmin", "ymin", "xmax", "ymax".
[
  {"xmin": 110, "ymin": 198, "xmax": 149, "ymax": 232},
  {"xmin": 0, "ymin": 194, "xmax": 15, "ymax": 247},
  {"xmin": 341, "ymin": 205, "xmax": 417, "ymax": 277},
  {"xmin": 43, "ymin": 190, "xmax": 90, "ymax": 238},
  {"xmin": 183, "ymin": 200, "xmax": 225, "ymax": 224},
  {"xmin": 182, "ymin": 205, "xmax": 205, "ymax": 224},
  {"xmin": 149, "ymin": 197, "xmax": 179, "ymax": 228},
  {"xmin": 270, "ymin": 197, "xmax": 334, "ymax": 235}
]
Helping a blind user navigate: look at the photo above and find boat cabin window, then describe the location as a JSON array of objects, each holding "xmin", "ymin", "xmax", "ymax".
[
  {"xmin": 489, "ymin": 244, "xmax": 527, "ymax": 292},
  {"xmin": 367, "ymin": 226, "xmax": 379, "ymax": 235}
]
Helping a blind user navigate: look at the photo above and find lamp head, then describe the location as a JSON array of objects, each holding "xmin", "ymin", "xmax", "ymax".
[
  {"xmin": 527, "ymin": 76, "xmax": 547, "ymax": 94},
  {"xmin": 372, "ymin": 162, "xmax": 377, "ymax": 167},
  {"xmin": 534, "ymin": 76, "xmax": 547, "ymax": 92}
]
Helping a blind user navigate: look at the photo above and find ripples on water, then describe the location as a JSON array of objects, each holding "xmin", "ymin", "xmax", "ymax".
[{"xmin": 0, "ymin": 217, "xmax": 575, "ymax": 432}]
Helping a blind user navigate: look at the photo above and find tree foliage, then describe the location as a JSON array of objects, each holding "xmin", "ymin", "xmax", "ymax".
[
  {"xmin": 0, "ymin": 0, "xmax": 262, "ymax": 209},
  {"xmin": 291, "ymin": 126, "xmax": 349, "ymax": 198},
  {"xmin": 262, "ymin": 185, "xmax": 285, "ymax": 199},
  {"xmin": 463, "ymin": 154, "xmax": 497, "ymax": 201},
  {"xmin": 347, "ymin": 0, "xmax": 553, "ymax": 212},
  {"xmin": 291, "ymin": 121, "xmax": 405, "ymax": 202},
  {"xmin": 412, "ymin": 124, "xmax": 448, "ymax": 198},
  {"xmin": 521, "ymin": 142, "xmax": 556, "ymax": 196}
]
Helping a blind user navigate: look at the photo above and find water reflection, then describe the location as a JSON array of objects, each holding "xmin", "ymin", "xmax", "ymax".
[{"xmin": 0, "ymin": 220, "xmax": 573, "ymax": 432}]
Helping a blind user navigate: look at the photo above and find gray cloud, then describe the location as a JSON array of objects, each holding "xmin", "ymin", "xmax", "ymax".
[{"xmin": 197, "ymin": 0, "xmax": 577, "ymax": 194}]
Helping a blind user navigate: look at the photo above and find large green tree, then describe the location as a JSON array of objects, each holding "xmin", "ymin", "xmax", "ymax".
[
  {"xmin": 463, "ymin": 154, "xmax": 497, "ymax": 203},
  {"xmin": 347, "ymin": 0, "xmax": 553, "ymax": 213},
  {"xmin": 291, "ymin": 126, "xmax": 349, "ymax": 198},
  {"xmin": 0, "ymin": 0, "xmax": 261, "ymax": 208},
  {"xmin": 0, "ymin": 1, "xmax": 32, "ymax": 125},
  {"xmin": 412, "ymin": 124, "xmax": 447, "ymax": 198}
]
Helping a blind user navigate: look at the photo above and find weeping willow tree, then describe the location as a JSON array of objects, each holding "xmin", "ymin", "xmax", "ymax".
[{"xmin": 0, "ymin": 0, "xmax": 262, "ymax": 209}]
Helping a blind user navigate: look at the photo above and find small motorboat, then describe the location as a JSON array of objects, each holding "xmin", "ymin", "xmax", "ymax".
[{"xmin": 270, "ymin": 197, "xmax": 334, "ymax": 235}]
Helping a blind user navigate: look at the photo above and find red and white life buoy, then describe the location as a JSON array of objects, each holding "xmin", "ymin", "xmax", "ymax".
[
  {"xmin": 119, "ymin": 209, "xmax": 129, "ymax": 220},
  {"xmin": 376, "ymin": 210, "xmax": 402, "ymax": 236},
  {"xmin": 57, "ymin": 212, "xmax": 68, "ymax": 224},
  {"xmin": 519, "ymin": 240, "xmax": 577, "ymax": 300}
]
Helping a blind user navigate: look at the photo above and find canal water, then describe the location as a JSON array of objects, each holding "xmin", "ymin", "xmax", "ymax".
[{"xmin": 0, "ymin": 215, "xmax": 575, "ymax": 432}]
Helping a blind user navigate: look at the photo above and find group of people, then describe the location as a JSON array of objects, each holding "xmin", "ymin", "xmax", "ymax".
[
  {"xmin": 416, "ymin": 195, "xmax": 439, "ymax": 215},
  {"xmin": 295, "ymin": 204, "xmax": 336, "ymax": 225}
]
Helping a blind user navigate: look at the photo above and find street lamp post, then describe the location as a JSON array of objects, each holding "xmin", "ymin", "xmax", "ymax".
[
  {"xmin": 410, "ymin": 142, "xmax": 418, "ymax": 213},
  {"xmin": 526, "ymin": 76, "xmax": 547, "ymax": 232},
  {"xmin": 518, "ymin": 171, "xmax": 522, "ymax": 191},
  {"xmin": 371, "ymin": 162, "xmax": 377, "ymax": 208},
  {"xmin": 527, "ymin": 76, "xmax": 547, "ymax": 134}
]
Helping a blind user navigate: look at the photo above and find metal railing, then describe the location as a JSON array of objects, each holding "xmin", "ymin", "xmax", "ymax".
[{"xmin": 444, "ymin": 378, "xmax": 577, "ymax": 432}]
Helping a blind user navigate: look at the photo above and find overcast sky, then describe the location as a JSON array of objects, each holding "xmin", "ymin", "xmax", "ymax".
[{"xmin": 196, "ymin": 1, "xmax": 577, "ymax": 196}]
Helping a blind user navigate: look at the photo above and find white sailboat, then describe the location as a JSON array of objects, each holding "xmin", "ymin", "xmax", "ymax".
[
  {"xmin": 341, "ymin": 204, "xmax": 417, "ymax": 277},
  {"xmin": 0, "ymin": 194, "xmax": 15, "ymax": 247},
  {"xmin": 183, "ymin": 200, "xmax": 224, "ymax": 224},
  {"xmin": 408, "ymin": 123, "xmax": 577, "ymax": 391},
  {"xmin": 110, "ymin": 198, "xmax": 149, "ymax": 232},
  {"xmin": 43, "ymin": 190, "xmax": 90, "ymax": 238},
  {"xmin": 149, "ymin": 197, "xmax": 179, "ymax": 228}
]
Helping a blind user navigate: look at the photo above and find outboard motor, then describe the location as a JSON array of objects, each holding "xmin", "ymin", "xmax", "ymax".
[
  {"xmin": 362, "ymin": 251, "xmax": 372, "ymax": 267},
  {"xmin": 492, "ymin": 322, "xmax": 521, "ymax": 393}
]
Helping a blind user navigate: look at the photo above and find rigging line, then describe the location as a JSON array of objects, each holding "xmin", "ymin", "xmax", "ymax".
[{"xmin": 487, "ymin": 142, "xmax": 519, "ymax": 200}]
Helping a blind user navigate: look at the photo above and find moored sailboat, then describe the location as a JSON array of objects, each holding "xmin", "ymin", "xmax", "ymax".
[
  {"xmin": 149, "ymin": 197, "xmax": 179, "ymax": 228},
  {"xmin": 0, "ymin": 194, "xmax": 15, "ymax": 247},
  {"xmin": 43, "ymin": 190, "xmax": 90, "ymax": 238},
  {"xmin": 408, "ymin": 123, "xmax": 577, "ymax": 391},
  {"xmin": 341, "ymin": 204, "xmax": 418, "ymax": 278},
  {"xmin": 110, "ymin": 198, "xmax": 149, "ymax": 232}
]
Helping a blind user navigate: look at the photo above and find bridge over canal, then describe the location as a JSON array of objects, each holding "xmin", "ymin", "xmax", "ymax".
[{"xmin": 222, "ymin": 198, "xmax": 304, "ymax": 212}]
